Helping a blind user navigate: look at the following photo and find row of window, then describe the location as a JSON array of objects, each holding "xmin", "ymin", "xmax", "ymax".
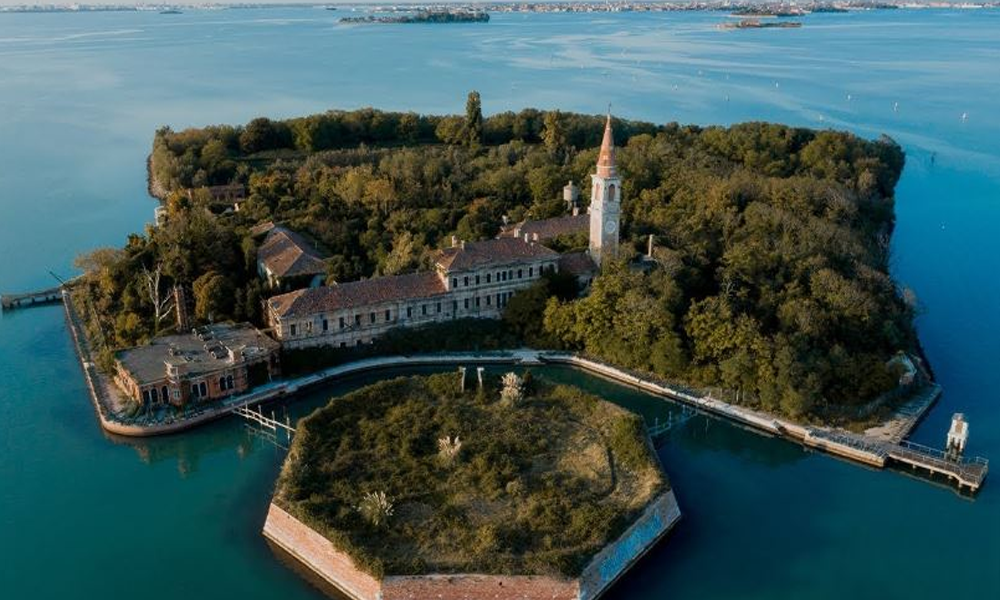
[
  {"xmin": 451, "ymin": 264, "xmax": 550, "ymax": 290},
  {"xmin": 286, "ymin": 290, "xmax": 518, "ymax": 339},
  {"xmin": 143, "ymin": 374, "xmax": 235, "ymax": 405}
]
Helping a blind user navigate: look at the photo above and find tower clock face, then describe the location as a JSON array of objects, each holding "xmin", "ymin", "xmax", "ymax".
[{"xmin": 605, "ymin": 219, "xmax": 618, "ymax": 234}]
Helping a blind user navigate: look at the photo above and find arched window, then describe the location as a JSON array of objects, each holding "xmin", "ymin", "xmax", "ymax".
[
  {"xmin": 199, "ymin": 382, "xmax": 208, "ymax": 398},
  {"xmin": 162, "ymin": 386, "xmax": 168, "ymax": 403},
  {"xmin": 226, "ymin": 375, "xmax": 234, "ymax": 390},
  {"xmin": 219, "ymin": 377, "xmax": 226, "ymax": 392},
  {"xmin": 143, "ymin": 389, "xmax": 151, "ymax": 404},
  {"xmin": 607, "ymin": 184, "xmax": 616, "ymax": 203},
  {"xmin": 150, "ymin": 387, "xmax": 158, "ymax": 403},
  {"xmin": 191, "ymin": 384, "xmax": 199, "ymax": 399}
]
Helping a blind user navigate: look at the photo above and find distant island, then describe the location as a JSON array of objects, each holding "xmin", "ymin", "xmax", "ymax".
[
  {"xmin": 340, "ymin": 10, "xmax": 490, "ymax": 25},
  {"xmin": 722, "ymin": 18, "xmax": 804, "ymax": 29}
]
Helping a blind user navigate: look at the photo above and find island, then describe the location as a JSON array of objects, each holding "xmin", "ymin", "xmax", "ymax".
[
  {"xmin": 340, "ymin": 10, "xmax": 490, "ymax": 25},
  {"xmin": 721, "ymin": 18, "xmax": 804, "ymax": 29},
  {"xmin": 264, "ymin": 372, "xmax": 680, "ymax": 600},
  {"xmin": 57, "ymin": 92, "xmax": 987, "ymax": 491}
]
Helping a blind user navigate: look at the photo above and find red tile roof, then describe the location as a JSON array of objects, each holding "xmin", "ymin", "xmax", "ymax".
[
  {"xmin": 501, "ymin": 214, "xmax": 589, "ymax": 242},
  {"xmin": 268, "ymin": 272, "xmax": 447, "ymax": 318},
  {"xmin": 258, "ymin": 227, "xmax": 328, "ymax": 279},
  {"xmin": 558, "ymin": 252, "xmax": 597, "ymax": 277},
  {"xmin": 435, "ymin": 238, "xmax": 559, "ymax": 272}
]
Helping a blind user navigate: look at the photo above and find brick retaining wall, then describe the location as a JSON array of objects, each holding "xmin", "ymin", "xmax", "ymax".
[{"xmin": 262, "ymin": 490, "xmax": 681, "ymax": 600}]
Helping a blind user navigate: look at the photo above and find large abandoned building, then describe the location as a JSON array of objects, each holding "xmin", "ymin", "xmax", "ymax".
[
  {"xmin": 264, "ymin": 114, "xmax": 623, "ymax": 350},
  {"xmin": 113, "ymin": 323, "xmax": 281, "ymax": 407}
]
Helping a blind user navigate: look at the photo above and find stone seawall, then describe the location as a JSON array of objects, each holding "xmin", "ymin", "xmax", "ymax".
[
  {"xmin": 263, "ymin": 504, "xmax": 382, "ymax": 600},
  {"xmin": 577, "ymin": 490, "xmax": 681, "ymax": 600},
  {"xmin": 263, "ymin": 492, "xmax": 681, "ymax": 600}
]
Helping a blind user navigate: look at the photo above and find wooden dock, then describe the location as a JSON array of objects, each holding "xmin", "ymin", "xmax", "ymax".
[
  {"xmin": 1, "ymin": 286, "xmax": 64, "ymax": 311},
  {"xmin": 887, "ymin": 440, "xmax": 988, "ymax": 492},
  {"xmin": 799, "ymin": 428, "xmax": 987, "ymax": 492}
]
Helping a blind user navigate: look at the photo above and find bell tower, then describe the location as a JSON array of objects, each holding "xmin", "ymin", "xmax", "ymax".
[{"xmin": 589, "ymin": 112, "xmax": 621, "ymax": 265}]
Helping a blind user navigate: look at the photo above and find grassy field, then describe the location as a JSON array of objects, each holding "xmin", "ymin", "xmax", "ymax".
[{"xmin": 273, "ymin": 372, "xmax": 666, "ymax": 579}]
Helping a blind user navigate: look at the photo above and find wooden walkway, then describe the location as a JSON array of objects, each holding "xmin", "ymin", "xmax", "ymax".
[
  {"xmin": 887, "ymin": 440, "xmax": 989, "ymax": 492},
  {"xmin": 1, "ymin": 286, "xmax": 64, "ymax": 311},
  {"xmin": 803, "ymin": 428, "xmax": 988, "ymax": 492}
]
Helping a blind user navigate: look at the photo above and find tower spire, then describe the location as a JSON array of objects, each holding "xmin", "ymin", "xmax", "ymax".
[{"xmin": 596, "ymin": 110, "xmax": 616, "ymax": 178}]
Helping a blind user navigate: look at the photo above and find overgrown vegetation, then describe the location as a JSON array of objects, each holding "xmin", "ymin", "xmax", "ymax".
[
  {"xmin": 76, "ymin": 92, "xmax": 915, "ymax": 420},
  {"xmin": 273, "ymin": 373, "xmax": 665, "ymax": 578}
]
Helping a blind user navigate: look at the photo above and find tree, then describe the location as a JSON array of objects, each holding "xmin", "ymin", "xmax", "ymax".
[
  {"xmin": 140, "ymin": 264, "xmax": 175, "ymax": 333},
  {"xmin": 542, "ymin": 111, "xmax": 567, "ymax": 155},
  {"xmin": 465, "ymin": 90, "xmax": 483, "ymax": 147},
  {"xmin": 193, "ymin": 271, "xmax": 234, "ymax": 322},
  {"xmin": 240, "ymin": 117, "xmax": 281, "ymax": 154}
]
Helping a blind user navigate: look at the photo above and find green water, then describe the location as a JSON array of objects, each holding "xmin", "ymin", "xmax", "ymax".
[{"xmin": 1, "ymin": 7, "xmax": 998, "ymax": 599}]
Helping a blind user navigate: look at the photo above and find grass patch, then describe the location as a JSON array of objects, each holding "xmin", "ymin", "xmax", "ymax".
[{"xmin": 273, "ymin": 373, "xmax": 665, "ymax": 579}]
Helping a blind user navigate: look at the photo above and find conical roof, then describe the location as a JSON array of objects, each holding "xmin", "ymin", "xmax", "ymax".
[{"xmin": 596, "ymin": 113, "xmax": 617, "ymax": 178}]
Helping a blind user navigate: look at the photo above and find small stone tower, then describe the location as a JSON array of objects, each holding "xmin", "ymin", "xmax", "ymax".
[
  {"xmin": 563, "ymin": 180, "xmax": 580, "ymax": 215},
  {"xmin": 589, "ymin": 113, "xmax": 621, "ymax": 265}
]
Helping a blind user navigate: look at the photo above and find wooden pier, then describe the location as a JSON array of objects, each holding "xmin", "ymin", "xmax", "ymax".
[
  {"xmin": 2, "ymin": 273, "xmax": 81, "ymax": 312},
  {"xmin": 1, "ymin": 286, "xmax": 64, "ymax": 311},
  {"xmin": 797, "ymin": 427, "xmax": 987, "ymax": 492},
  {"xmin": 887, "ymin": 440, "xmax": 988, "ymax": 492}
]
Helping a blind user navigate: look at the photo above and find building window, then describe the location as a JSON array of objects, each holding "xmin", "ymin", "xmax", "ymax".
[
  {"xmin": 475, "ymin": 275, "xmax": 480, "ymax": 285},
  {"xmin": 305, "ymin": 321, "xmax": 312, "ymax": 333},
  {"xmin": 355, "ymin": 314, "xmax": 361, "ymax": 326},
  {"xmin": 143, "ymin": 389, "xmax": 151, "ymax": 404},
  {"xmin": 407, "ymin": 306, "xmax": 413, "ymax": 318},
  {"xmin": 199, "ymin": 381, "xmax": 207, "ymax": 398},
  {"xmin": 452, "ymin": 277, "xmax": 458, "ymax": 288},
  {"xmin": 529, "ymin": 267, "xmax": 533, "ymax": 277},
  {"xmin": 501, "ymin": 271, "xmax": 506, "ymax": 282},
  {"xmin": 322, "ymin": 319, "xmax": 328, "ymax": 332},
  {"xmin": 173, "ymin": 390, "xmax": 180, "ymax": 400},
  {"xmin": 226, "ymin": 375, "xmax": 234, "ymax": 390},
  {"xmin": 219, "ymin": 377, "xmax": 226, "ymax": 392},
  {"xmin": 436, "ymin": 302, "xmax": 442, "ymax": 313},
  {"xmin": 475, "ymin": 297, "xmax": 480, "ymax": 308},
  {"xmin": 496, "ymin": 292, "xmax": 501, "ymax": 307},
  {"xmin": 290, "ymin": 324, "xmax": 297, "ymax": 336},
  {"xmin": 356, "ymin": 339, "xmax": 363, "ymax": 346},
  {"xmin": 339, "ymin": 316, "xmax": 346, "ymax": 329},
  {"xmin": 385, "ymin": 309, "xmax": 391, "ymax": 322},
  {"xmin": 148, "ymin": 388, "xmax": 157, "ymax": 403},
  {"xmin": 486, "ymin": 273, "xmax": 491, "ymax": 283},
  {"xmin": 452, "ymin": 300, "xmax": 458, "ymax": 313},
  {"xmin": 370, "ymin": 312, "xmax": 376, "ymax": 324},
  {"xmin": 517, "ymin": 269, "xmax": 523, "ymax": 279},
  {"xmin": 422, "ymin": 304, "xmax": 427, "ymax": 316},
  {"xmin": 340, "ymin": 342, "xmax": 346, "ymax": 348},
  {"xmin": 464, "ymin": 276, "xmax": 469, "ymax": 287},
  {"xmin": 508, "ymin": 270, "xmax": 513, "ymax": 280},
  {"xmin": 191, "ymin": 384, "xmax": 199, "ymax": 399},
  {"xmin": 464, "ymin": 298, "xmax": 469, "ymax": 310},
  {"xmin": 486, "ymin": 295, "xmax": 491, "ymax": 306}
]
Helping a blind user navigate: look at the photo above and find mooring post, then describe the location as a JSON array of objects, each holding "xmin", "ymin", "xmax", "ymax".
[
  {"xmin": 477, "ymin": 367, "xmax": 485, "ymax": 390},
  {"xmin": 458, "ymin": 367, "xmax": 466, "ymax": 392}
]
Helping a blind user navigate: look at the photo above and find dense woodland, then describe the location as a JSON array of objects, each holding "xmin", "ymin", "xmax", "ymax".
[{"xmin": 76, "ymin": 92, "xmax": 915, "ymax": 420}]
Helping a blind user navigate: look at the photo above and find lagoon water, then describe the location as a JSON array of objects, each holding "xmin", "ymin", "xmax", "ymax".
[{"xmin": 0, "ymin": 8, "xmax": 998, "ymax": 599}]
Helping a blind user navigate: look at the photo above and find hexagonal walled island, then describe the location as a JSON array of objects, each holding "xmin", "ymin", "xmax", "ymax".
[{"xmin": 263, "ymin": 373, "xmax": 681, "ymax": 600}]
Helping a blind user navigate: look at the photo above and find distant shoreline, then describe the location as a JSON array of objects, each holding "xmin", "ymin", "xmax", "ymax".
[{"xmin": 3, "ymin": 2, "xmax": 998, "ymax": 16}]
